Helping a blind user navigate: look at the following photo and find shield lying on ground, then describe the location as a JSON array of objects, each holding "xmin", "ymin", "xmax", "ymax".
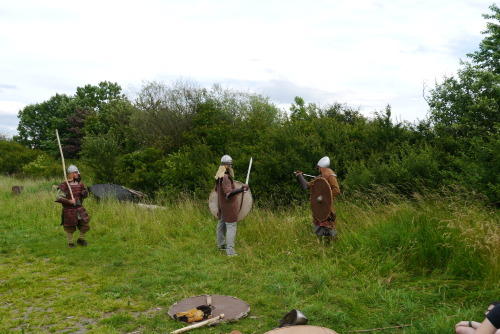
[
  {"xmin": 208, "ymin": 180, "xmax": 253, "ymax": 222},
  {"xmin": 88, "ymin": 184, "xmax": 145, "ymax": 202},
  {"xmin": 168, "ymin": 294, "xmax": 250, "ymax": 322},
  {"xmin": 265, "ymin": 325, "xmax": 339, "ymax": 334},
  {"xmin": 310, "ymin": 177, "xmax": 332, "ymax": 221}
]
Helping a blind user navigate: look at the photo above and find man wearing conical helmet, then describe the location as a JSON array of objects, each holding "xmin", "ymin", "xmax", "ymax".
[
  {"xmin": 296, "ymin": 156, "xmax": 340, "ymax": 242},
  {"xmin": 214, "ymin": 155, "xmax": 249, "ymax": 256},
  {"xmin": 55, "ymin": 164, "xmax": 91, "ymax": 248}
]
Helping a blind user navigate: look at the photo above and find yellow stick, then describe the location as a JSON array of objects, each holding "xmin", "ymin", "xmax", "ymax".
[
  {"xmin": 348, "ymin": 324, "xmax": 412, "ymax": 333},
  {"xmin": 55, "ymin": 129, "xmax": 74, "ymax": 201},
  {"xmin": 170, "ymin": 314, "xmax": 225, "ymax": 334}
]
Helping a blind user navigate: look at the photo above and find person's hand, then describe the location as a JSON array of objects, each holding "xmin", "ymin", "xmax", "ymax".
[
  {"xmin": 455, "ymin": 320, "xmax": 472, "ymax": 329},
  {"xmin": 242, "ymin": 184, "xmax": 249, "ymax": 191},
  {"xmin": 295, "ymin": 170, "xmax": 303, "ymax": 175},
  {"xmin": 68, "ymin": 198, "xmax": 76, "ymax": 205}
]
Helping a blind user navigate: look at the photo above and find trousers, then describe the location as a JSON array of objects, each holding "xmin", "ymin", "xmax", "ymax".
[{"xmin": 216, "ymin": 220, "xmax": 237, "ymax": 256}]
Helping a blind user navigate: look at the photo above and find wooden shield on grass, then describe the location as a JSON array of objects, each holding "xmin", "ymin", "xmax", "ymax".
[
  {"xmin": 168, "ymin": 294, "xmax": 250, "ymax": 322},
  {"xmin": 208, "ymin": 180, "xmax": 253, "ymax": 222},
  {"xmin": 265, "ymin": 325, "xmax": 339, "ymax": 334}
]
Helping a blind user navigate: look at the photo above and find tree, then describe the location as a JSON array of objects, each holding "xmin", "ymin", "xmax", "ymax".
[
  {"xmin": 468, "ymin": 4, "xmax": 500, "ymax": 74},
  {"xmin": 290, "ymin": 96, "xmax": 318, "ymax": 121},
  {"xmin": 427, "ymin": 4, "xmax": 500, "ymax": 141},
  {"xmin": 15, "ymin": 93, "xmax": 75, "ymax": 155},
  {"xmin": 426, "ymin": 4, "xmax": 500, "ymax": 203},
  {"xmin": 131, "ymin": 80, "xmax": 203, "ymax": 153},
  {"xmin": 75, "ymin": 81, "xmax": 127, "ymax": 111},
  {"xmin": 15, "ymin": 82, "xmax": 128, "ymax": 158}
]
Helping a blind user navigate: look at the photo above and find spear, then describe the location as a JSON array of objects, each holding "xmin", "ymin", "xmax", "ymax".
[
  {"xmin": 170, "ymin": 314, "xmax": 225, "ymax": 334},
  {"xmin": 55, "ymin": 129, "xmax": 74, "ymax": 201},
  {"xmin": 245, "ymin": 157, "xmax": 253, "ymax": 185}
]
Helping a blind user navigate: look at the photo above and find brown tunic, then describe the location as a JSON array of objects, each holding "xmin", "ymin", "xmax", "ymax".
[
  {"xmin": 215, "ymin": 173, "xmax": 238, "ymax": 222},
  {"xmin": 57, "ymin": 182, "xmax": 90, "ymax": 226}
]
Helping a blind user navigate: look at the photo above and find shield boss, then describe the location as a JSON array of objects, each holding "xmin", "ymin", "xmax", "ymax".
[
  {"xmin": 310, "ymin": 177, "xmax": 333, "ymax": 221},
  {"xmin": 265, "ymin": 325, "xmax": 339, "ymax": 334},
  {"xmin": 209, "ymin": 180, "xmax": 253, "ymax": 222}
]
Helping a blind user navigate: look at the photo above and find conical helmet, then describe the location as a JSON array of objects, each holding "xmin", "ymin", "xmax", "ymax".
[
  {"xmin": 67, "ymin": 164, "xmax": 79, "ymax": 173},
  {"xmin": 221, "ymin": 155, "xmax": 233, "ymax": 165},
  {"xmin": 317, "ymin": 156, "xmax": 330, "ymax": 168}
]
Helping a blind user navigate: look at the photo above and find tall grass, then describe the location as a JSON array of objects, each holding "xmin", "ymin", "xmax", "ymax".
[{"xmin": 1, "ymin": 176, "xmax": 499, "ymax": 333}]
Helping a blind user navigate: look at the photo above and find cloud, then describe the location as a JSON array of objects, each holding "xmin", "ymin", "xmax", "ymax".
[
  {"xmin": 0, "ymin": 101, "xmax": 26, "ymax": 115},
  {"xmin": 0, "ymin": 0, "xmax": 493, "ymax": 136}
]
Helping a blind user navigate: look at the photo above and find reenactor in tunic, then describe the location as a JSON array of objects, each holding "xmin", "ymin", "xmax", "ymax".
[
  {"xmin": 55, "ymin": 164, "xmax": 90, "ymax": 248},
  {"xmin": 295, "ymin": 156, "xmax": 340, "ymax": 242},
  {"xmin": 214, "ymin": 155, "xmax": 249, "ymax": 256}
]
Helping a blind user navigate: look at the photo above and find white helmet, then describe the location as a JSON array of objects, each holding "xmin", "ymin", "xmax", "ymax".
[
  {"xmin": 67, "ymin": 164, "xmax": 79, "ymax": 173},
  {"xmin": 317, "ymin": 156, "xmax": 330, "ymax": 168},
  {"xmin": 220, "ymin": 155, "xmax": 233, "ymax": 165}
]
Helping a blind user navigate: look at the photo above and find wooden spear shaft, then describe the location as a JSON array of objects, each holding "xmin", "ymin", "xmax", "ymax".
[
  {"xmin": 55, "ymin": 129, "xmax": 74, "ymax": 201},
  {"xmin": 170, "ymin": 314, "xmax": 225, "ymax": 334},
  {"xmin": 348, "ymin": 324, "xmax": 412, "ymax": 333}
]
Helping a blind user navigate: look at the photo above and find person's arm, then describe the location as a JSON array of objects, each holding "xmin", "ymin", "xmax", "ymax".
[
  {"xmin": 474, "ymin": 318, "xmax": 497, "ymax": 334},
  {"xmin": 477, "ymin": 304, "xmax": 500, "ymax": 333},
  {"xmin": 327, "ymin": 174, "xmax": 340, "ymax": 197},
  {"xmin": 226, "ymin": 185, "xmax": 248, "ymax": 199},
  {"xmin": 81, "ymin": 183, "xmax": 88, "ymax": 198},
  {"xmin": 55, "ymin": 188, "xmax": 75, "ymax": 205},
  {"xmin": 295, "ymin": 171, "xmax": 309, "ymax": 190}
]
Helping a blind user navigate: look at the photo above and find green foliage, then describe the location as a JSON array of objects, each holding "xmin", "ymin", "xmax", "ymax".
[
  {"xmin": 158, "ymin": 143, "xmax": 218, "ymax": 200},
  {"xmin": 344, "ymin": 143, "xmax": 444, "ymax": 194},
  {"xmin": 83, "ymin": 99, "xmax": 139, "ymax": 153},
  {"xmin": 80, "ymin": 133, "xmax": 122, "ymax": 183},
  {"xmin": 468, "ymin": 4, "xmax": 500, "ymax": 74},
  {"xmin": 0, "ymin": 139, "xmax": 41, "ymax": 175},
  {"xmin": 115, "ymin": 148, "xmax": 166, "ymax": 193},
  {"xmin": 21, "ymin": 154, "xmax": 60, "ymax": 179},
  {"xmin": 15, "ymin": 82, "xmax": 129, "ymax": 159},
  {"xmin": 1, "ymin": 176, "xmax": 498, "ymax": 333},
  {"xmin": 10, "ymin": 5, "xmax": 499, "ymax": 204},
  {"xmin": 131, "ymin": 80, "xmax": 203, "ymax": 153},
  {"xmin": 425, "ymin": 5, "xmax": 499, "ymax": 205},
  {"xmin": 15, "ymin": 93, "xmax": 75, "ymax": 155},
  {"xmin": 456, "ymin": 131, "xmax": 500, "ymax": 203},
  {"xmin": 74, "ymin": 81, "xmax": 126, "ymax": 111},
  {"xmin": 427, "ymin": 62, "xmax": 499, "ymax": 142}
]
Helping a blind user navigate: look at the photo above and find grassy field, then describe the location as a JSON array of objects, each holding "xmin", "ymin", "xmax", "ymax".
[{"xmin": 1, "ymin": 176, "xmax": 499, "ymax": 334}]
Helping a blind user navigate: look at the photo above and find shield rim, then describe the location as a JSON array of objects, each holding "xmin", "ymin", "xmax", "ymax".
[
  {"xmin": 264, "ymin": 325, "xmax": 339, "ymax": 334},
  {"xmin": 209, "ymin": 180, "xmax": 253, "ymax": 222},
  {"xmin": 168, "ymin": 294, "xmax": 250, "ymax": 322},
  {"xmin": 310, "ymin": 177, "xmax": 333, "ymax": 221}
]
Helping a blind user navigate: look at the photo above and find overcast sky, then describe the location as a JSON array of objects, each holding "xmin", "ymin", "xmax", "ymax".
[{"xmin": 0, "ymin": 0, "xmax": 494, "ymax": 137}]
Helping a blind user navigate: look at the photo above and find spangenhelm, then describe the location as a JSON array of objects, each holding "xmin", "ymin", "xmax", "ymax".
[
  {"xmin": 317, "ymin": 156, "xmax": 330, "ymax": 168},
  {"xmin": 67, "ymin": 164, "xmax": 79, "ymax": 173},
  {"xmin": 220, "ymin": 155, "xmax": 233, "ymax": 165}
]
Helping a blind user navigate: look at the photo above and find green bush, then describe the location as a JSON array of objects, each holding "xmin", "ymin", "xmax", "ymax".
[
  {"xmin": 159, "ymin": 143, "xmax": 218, "ymax": 201},
  {"xmin": 115, "ymin": 148, "xmax": 166, "ymax": 193},
  {"xmin": 0, "ymin": 140, "xmax": 41, "ymax": 175},
  {"xmin": 21, "ymin": 154, "xmax": 61, "ymax": 179}
]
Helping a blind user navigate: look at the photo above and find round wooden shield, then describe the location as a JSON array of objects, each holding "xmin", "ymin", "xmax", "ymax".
[
  {"xmin": 168, "ymin": 294, "xmax": 250, "ymax": 322},
  {"xmin": 310, "ymin": 177, "xmax": 333, "ymax": 221},
  {"xmin": 265, "ymin": 325, "xmax": 339, "ymax": 334},
  {"xmin": 209, "ymin": 180, "xmax": 253, "ymax": 222}
]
